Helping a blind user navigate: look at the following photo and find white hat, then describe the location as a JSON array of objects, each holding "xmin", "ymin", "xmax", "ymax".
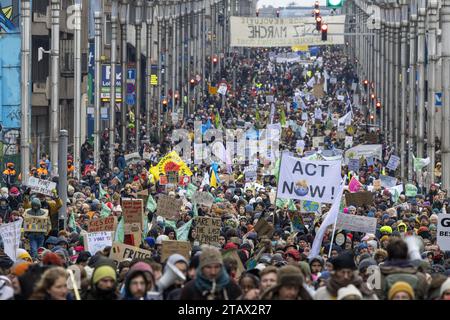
[
  {"xmin": 156, "ymin": 235, "xmax": 169, "ymax": 245},
  {"xmin": 440, "ymin": 278, "xmax": 450, "ymax": 297},
  {"xmin": 337, "ymin": 284, "xmax": 363, "ymax": 300}
]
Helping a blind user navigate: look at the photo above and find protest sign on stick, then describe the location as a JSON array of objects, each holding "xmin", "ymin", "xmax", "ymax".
[
  {"xmin": 109, "ymin": 242, "xmax": 152, "ymax": 265},
  {"xmin": 156, "ymin": 195, "xmax": 183, "ymax": 220},
  {"xmin": 193, "ymin": 216, "xmax": 221, "ymax": 245},
  {"xmin": 161, "ymin": 240, "xmax": 191, "ymax": 262}
]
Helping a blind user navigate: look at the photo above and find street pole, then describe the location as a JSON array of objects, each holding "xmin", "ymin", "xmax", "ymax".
[
  {"xmin": 400, "ymin": 1, "xmax": 408, "ymax": 182},
  {"xmin": 187, "ymin": 1, "xmax": 192, "ymax": 116},
  {"xmin": 380, "ymin": 6, "xmax": 386, "ymax": 136},
  {"xmin": 417, "ymin": 0, "xmax": 426, "ymax": 161},
  {"xmin": 146, "ymin": 1, "xmax": 153, "ymax": 136},
  {"xmin": 387, "ymin": 6, "xmax": 394, "ymax": 145},
  {"xmin": 157, "ymin": 3, "xmax": 163, "ymax": 139},
  {"xmin": 119, "ymin": 0, "xmax": 129, "ymax": 148},
  {"xmin": 426, "ymin": 0, "xmax": 439, "ymax": 185},
  {"xmin": 73, "ymin": 1, "xmax": 82, "ymax": 179},
  {"xmin": 50, "ymin": 0, "xmax": 61, "ymax": 176},
  {"xmin": 441, "ymin": 0, "xmax": 450, "ymax": 190},
  {"xmin": 408, "ymin": 1, "xmax": 418, "ymax": 181},
  {"xmin": 172, "ymin": 2, "xmax": 177, "ymax": 115},
  {"xmin": 135, "ymin": 0, "xmax": 143, "ymax": 152},
  {"xmin": 393, "ymin": 5, "xmax": 400, "ymax": 149},
  {"xmin": 57, "ymin": 130, "xmax": 68, "ymax": 231},
  {"xmin": 94, "ymin": 11, "xmax": 102, "ymax": 170},
  {"xmin": 109, "ymin": 1, "xmax": 118, "ymax": 171},
  {"xmin": 20, "ymin": 0, "xmax": 31, "ymax": 183}
]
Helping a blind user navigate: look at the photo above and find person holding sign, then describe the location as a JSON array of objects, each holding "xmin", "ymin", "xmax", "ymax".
[{"xmin": 23, "ymin": 198, "xmax": 52, "ymax": 259}]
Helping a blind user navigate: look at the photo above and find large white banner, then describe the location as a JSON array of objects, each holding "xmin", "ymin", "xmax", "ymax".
[
  {"xmin": 0, "ymin": 219, "xmax": 22, "ymax": 262},
  {"xmin": 230, "ymin": 15, "xmax": 346, "ymax": 47},
  {"xmin": 277, "ymin": 154, "xmax": 342, "ymax": 203}
]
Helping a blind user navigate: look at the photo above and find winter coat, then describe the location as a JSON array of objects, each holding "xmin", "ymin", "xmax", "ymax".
[{"xmin": 179, "ymin": 278, "xmax": 241, "ymax": 300}]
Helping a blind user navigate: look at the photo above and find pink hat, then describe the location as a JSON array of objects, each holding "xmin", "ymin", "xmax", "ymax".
[{"xmin": 343, "ymin": 207, "xmax": 349, "ymax": 214}]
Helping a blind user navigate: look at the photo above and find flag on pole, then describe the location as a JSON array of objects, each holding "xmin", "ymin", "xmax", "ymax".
[
  {"xmin": 412, "ymin": 154, "xmax": 430, "ymax": 172},
  {"xmin": 310, "ymin": 180, "xmax": 345, "ymax": 259},
  {"xmin": 115, "ymin": 218, "xmax": 125, "ymax": 243},
  {"xmin": 99, "ymin": 184, "xmax": 107, "ymax": 199},
  {"xmin": 146, "ymin": 194, "xmax": 157, "ymax": 212},
  {"xmin": 280, "ymin": 108, "xmax": 286, "ymax": 126},
  {"xmin": 215, "ymin": 111, "xmax": 222, "ymax": 129},
  {"xmin": 100, "ymin": 203, "xmax": 112, "ymax": 218},
  {"xmin": 176, "ymin": 219, "xmax": 193, "ymax": 241},
  {"xmin": 186, "ymin": 183, "xmax": 198, "ymax": 200}
]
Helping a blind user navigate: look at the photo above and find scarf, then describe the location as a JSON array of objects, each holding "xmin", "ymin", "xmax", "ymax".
[
  {"xmin": 326, "ymin": 274, "xmax": 374, "ymax": 297},
  {"xmin": 194, "ymin": 267, "xmax": 230, "ymax": 298}
]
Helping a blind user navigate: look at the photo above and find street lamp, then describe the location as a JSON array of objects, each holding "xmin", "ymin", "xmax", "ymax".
[{"xmin": 119, "ymin": 0, "xmax": 129, "ymax": 147}]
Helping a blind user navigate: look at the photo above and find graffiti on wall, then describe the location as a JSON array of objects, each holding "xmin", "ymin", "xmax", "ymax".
[{"xmin": 0, "ymin": 1, "xmax": 16, "ymax": 33}]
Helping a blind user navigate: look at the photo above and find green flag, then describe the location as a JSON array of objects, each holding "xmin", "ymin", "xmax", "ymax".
[
  {"xmin": 215, "ymin": 111, "xmax": 222, "ymax": 129},
  {"xmin": 146, "ymin": 194, "xmax": 157, "ymax": 213},
  {"xmin": 273, "ymin": 158, "xmax": 281, "ymax": 181},
  {"xmin": 186, "ymin": 183, "xmax": 198, "ymax": 200},
  {"xmin": 100, "ymin": 203, "xmax": 112, "ymax": 218},
  {"xmin": 115, "ymin": 218, "xmax": 124, "ymax": 243},
  {"xmin": 280, "ymin": 108, "xmax": 286, "ymax": 126},
  {"xmin": 165, "ymin": 219, "xmax": 177, "ymax": 230},
  {"xmin": 176, "ymin": 219, "xmax": 193, "ymax": 241},
  {"xmin": 99, "ymin": 184, "xmax": 107, "ymax": 199},
  {"xmin": 68, "ymin": 211, "xmax": 77, "ymax": 231},
  {"xmin": 405, "ymin": 184, "xmax": 418, "ymax": 197},
  {"xmin": 412, "ymin": 154, "xmax": 431, "ymax": 172},
  {"xmin": 276, "ymin": 198, "xmax": 289, "ymax": 208},
  {"xmin": 288, "ymin": 200, "xmax": 296, "ymax": 211}
]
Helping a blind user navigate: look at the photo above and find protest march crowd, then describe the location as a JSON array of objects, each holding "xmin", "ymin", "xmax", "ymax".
[{"xmin": 1, "ymin": 44, "xmax": 450, "ymax": 301}]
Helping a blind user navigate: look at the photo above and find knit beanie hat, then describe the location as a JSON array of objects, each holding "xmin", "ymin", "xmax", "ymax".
[
  {"xmin": 440, "ymin": 278, "xmax": 450, "ymax": 297},
  {"xmin": 11, "ymin": 262, "xmax": 32, "ymax": 277},
  {"xmin": 16, "ymin": 249, "xmax": 32, "ymax": 262},
  {"xmin": 92, "ymin": 265, "xmax": 117, "ymax": 285},
  {"xmin": 277, "ymin": 265, "xmax": 304, "ymax": 288},
  {"xmin": 388, "ymin": 281, "xmax": 415, "ymax": 300},
  {"xmin": 199, "ymin": 245, "xmax": 223, "ymax": 269},
  {"xmin": 331, "ymin": 251, "xmax": 356, "ymax": 271},
  {"xmin": 337, "ymin": 284, "xmax": 363, "ymax": 300}
]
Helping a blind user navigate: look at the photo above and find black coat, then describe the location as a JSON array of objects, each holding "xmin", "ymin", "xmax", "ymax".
[{"xmin": 179, "ymin": 279, "xmax": 241, "ymax": 300}]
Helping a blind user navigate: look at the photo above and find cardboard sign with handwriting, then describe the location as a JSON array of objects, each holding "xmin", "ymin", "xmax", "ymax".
[
  {"xmin": 84, "ymin": 231, "xmax": 113, "ymax": 255},
  {"xmin": 192, "ymin": 192, "xmax": 214, "ymax": 208},
  {"xmin": 194, "ymin": 216, "xmax": 221, "ymax": 245},
  {"xmin": 156, "ymin": 195, "xmax": 183, "ymax": 220},
  {"xmin": 88, "ymin": 216, "xmax": 117, "ymax": 233},
  {"xmin": 254, "ymin": 218, "xmax": 274, "ymax": 238},
  {"xmin": 345, "ymin": 191, "xmax": 374, "ymax": 207},
  {"xmin": 161, "ymin": 240, "xmax": 191, "ymax": 262},
  {"xmin": 122, "ymin": 199, "xmax": 144, "ymax": 226},
  {"xmin": 109, "ymin": 242, "xmax": 152, "ymax": 265}
]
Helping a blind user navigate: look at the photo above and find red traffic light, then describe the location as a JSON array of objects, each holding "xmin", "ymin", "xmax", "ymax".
[
  {"xmin": 369, "ymin": 114, "xmax": 375, "ymax": 120},
  {"xmin": 316, "ymin": 17, "xmax": 322, "ymax": 31},
  {"xmin": 162, "ymin": 99, "xmax": 168, "ymax": 105},
  {"xmin": 321, "ymin": 23, "xmax": 328, "ymax": 41},
  {"xmin": 376, "ymin": 101, "xmax": 382, "ymax": 108},
  {"xmin": 371, "ymin": 93, "xmax": 376, "ymax": 100},
  {"xmin": 212, "ymin": 56, "xmax": 218, "ymax": 63},
  {"xmin": 363, "ymin": 79, "xmax": 369, "ymax": 86},
  {"xmin": 190, "ymin": 78, "xmax": 196, "ymax": 84},
  {"xmin": 174, "ymin": 93, "xmax": 179, "ymax": 99}
]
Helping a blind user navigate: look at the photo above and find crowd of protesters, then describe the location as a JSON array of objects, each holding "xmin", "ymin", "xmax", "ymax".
[{"xmin": 0, "ymin": 45, "xmax": 450, "ymax": 301}]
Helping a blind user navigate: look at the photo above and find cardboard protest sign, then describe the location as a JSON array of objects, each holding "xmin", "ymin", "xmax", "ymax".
[
  {"xmin": 137, "ymin": 189, "xmax": 149, "ymax": 204},
  {"xmin": 277, "ymin": 155, "xmax": 342, "ymax": 203},
  {"xmin": 437, "ymin": 215, "xmax": 450, "ymax": 251},
  {"xmin": 124, "ymin": 222, "xmax": 142, "ymax": 247},
  {"xmin": 167, "ymin": 171, "xmax": 179, "ymax": 184},
  {"xmin": 373, "ymin": 179, "xmax": 381, "ymax": 190},
  {"xmin": 156, "ymin": 195, "xmax": 183, "ymax": 220},
  {"xmin": 345, "ymin": 191, "xmax": 374, "ymax": 207},
  {"xmin": 122, "ymin": 199, "xmax": 144, "ymax": 226},
  {"xmin": 23, "ymin": 210, "xmax": 50, "ymax": 233},
  {"xmin": 222, "ymin": 249, "xmax": 245, "ymax": 278},
  {"xmin": 386, "ymin": 155, "xmax": 400, "ymax": 171},
  {"xmin": 85, "ymin": 231, "xmax": 113, "ymax": 255},
  {"xmin": 192, "ymin": 192, "xmax": 214, "ymax": 208},
  {"xmin": 0, "ymin": 219, "xmax": 22, "ymax": 262},
  {"xmin": 161, "ymin": 240, "xmax": 191, "ymax": 262},
  {"xmin": 193, "ymin": 216, "xmax": 221, "ymax": 245},
  {"xmin": 109, "ymin": 242, "xmax": 152, "ymax": 265},
  {"xmin": 345, "ymin": 136, "xmax": 353, "ymax": 148},
  {"xmin": 380, "ymin": 175, "xmax": 397, "ymax": 188},
  {"xmin": 124, "ymin": 152, "xmax": 141, "ymax": 164},
  {"xmin": 27, "ymin": 177, "xmax": 57, "ymax": 196},
  {"xmin": 254, "ymin": 218, "xmax": 274, "ymax": 238},
  {"xmin": 312, "ymin": 82, "xmax": 325, "ymax": 99},
  {"xmin": 88, "ymin": 216, "xmax": 117, "ymax": 233},
  {"xmin": 312, "ymin": 136, "xmax": 324, "ymax": 149},
  {"xmin": 336, "ymin": 214, "xmax": 377, "ymax": 234}
]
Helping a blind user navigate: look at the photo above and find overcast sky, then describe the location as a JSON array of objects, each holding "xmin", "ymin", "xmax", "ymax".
[{"xmin": 257, "ymin": 0, "xmax": 326, "ymax": 8}]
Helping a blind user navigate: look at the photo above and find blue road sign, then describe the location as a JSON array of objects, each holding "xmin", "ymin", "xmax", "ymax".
[
  {"xmin": 435, "ymin": 92, "xmax": 442, "ymax": 107},
  {"xmin": 126, "ymin": 94, "xmax": 136, "ymax": 105}
]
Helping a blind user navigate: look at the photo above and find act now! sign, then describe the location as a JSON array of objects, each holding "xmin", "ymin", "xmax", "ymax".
[{"xmin": 276, "ymin": 154, "xmax": 342, "ymax": 203}]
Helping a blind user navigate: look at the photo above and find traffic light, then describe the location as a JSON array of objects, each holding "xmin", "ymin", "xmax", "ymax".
[
  {"xmin": 314, "ymin": 9, "xmax": 320, "ymax": 17},
  {"xmin": 327, "ymin": 0, "xmax": 344, "ymax": 9},
  {"xmin": 321, "ymin": 24, "xmax": 328, "ymax": 41},
  {"xmin": 376, "ymin": 101, "xmax": 382, "ymax": 109},
  {"xmin": 162, "ymin": 98, "xmax": 168, "ymax": 110},
  {"xmin": 363, "ymin": 79, "xmax": 369, "ymax": 91},
  {"xmin": 276, "ymin": 10, "xmax": 280, "ymax": 17},
  {"xmin": 256, "ymin": 9, "xmax": 259, "ymax": 17},
  {"xmin": 370, "ymin": 93, "xmax": 376, "ymax": 100},
  {"xmin": 190, "ymin": 78, "xmax": 197, "ymax": 90},
  {"xmin": 212, "ymin": 55, "xmax": 218, "ymax": 64},
  {"xmin": 369, "ymin": 114, "xmax": 375, "ymax": 121},
  {"xmin": 174, "ymin": 92, "xmax": 179, "ymax": 101},
  {"xmin": 315, "ymin": 1, "xmax": 320, "ymax": 9},
  {"xmin": 316, "ymin": 17, "xmax": 322, "ymax": 31}
]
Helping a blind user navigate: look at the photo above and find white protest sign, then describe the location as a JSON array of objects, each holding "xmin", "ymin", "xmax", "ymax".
[
  {"xmin": 218, "ymin": 84, "xmax": 228, "ymax": 95},
  {"xmin": 277, "ymin": 155, "xmax": 342, "ymax": 203},
  {"xmin": 336, "ymin": 214, "xmax": 377, "ymax": 234},
  {"xmin": 192, "ymin": 191, "xmax": 214, "ymax": 208},
  {"xmin": 437, "ymin": 216, "xmax": 450, "ymax": 251},
  {"xmin": 0, "ymin": 218, "xmax": 22, "ymax": 262},
  {"xmin": 124, "ymin": 152, "xmax": 141, "ymax": 164},
  {"xmin": 380, "ymin": 175, "xmax": 397, "ymax": 188},
  {"xmin": 386, "ymin": 155, "xmax": 400, "ymax": 171},
  {"xmin": 312, "ymin": 136, "xmax": 324, "ymax": 149},
  {"xmin": 296, "ymin": 140, "xmax": 305, "ymax": 155},
  {"xmin": 27, "ymin": 177, "xmax": 57, "ymax": 196},
  {"xmin": 314, "ymin": 108, "xmax": 322, "ymax": 120},
  {"xmin": 85, "ymin": 231, "xmax": 113, "ymax": 255},
  {"xmin": 345, "ymin": 136, "xmax": 353, "ymax": 148}
]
